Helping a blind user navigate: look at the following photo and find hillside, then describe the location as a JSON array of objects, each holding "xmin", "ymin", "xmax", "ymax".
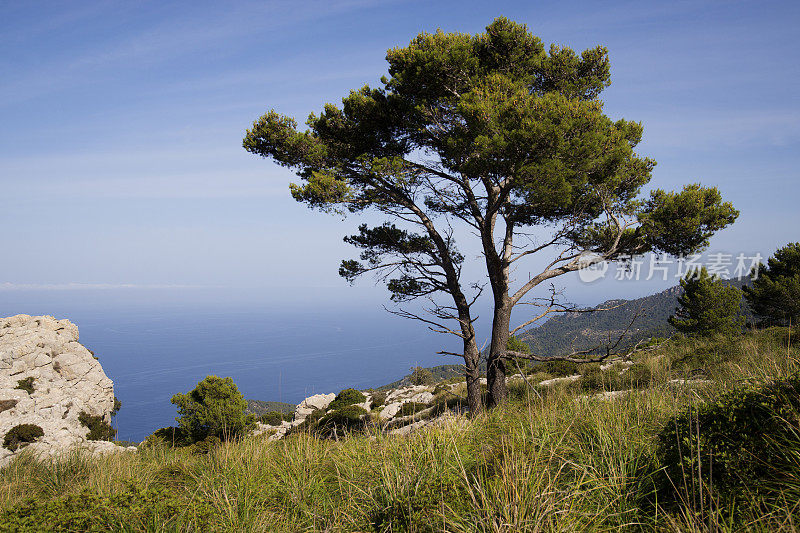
[
  {"xmin": 245, "ymin": 399, "xmax": 295, "ymax": 416},
  {"xmin": 519, "ymin": 277, "xmax": 751, "ymax": 358},
  {"xmin": 376, "ymin": 364, "xmax": 467, "ymax": 390},
  {"xmin": 518, "ymin": 285, "xmax": 682, "ymax": 357},
  {"xmin": 2, "ymin": 327, "xmax": 797, "ymax": 531}
]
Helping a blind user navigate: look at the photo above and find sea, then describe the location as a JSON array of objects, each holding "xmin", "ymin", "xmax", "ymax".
[{"xmin": 0, "ymin": 288, "xmax": 468, "ymax": 442}]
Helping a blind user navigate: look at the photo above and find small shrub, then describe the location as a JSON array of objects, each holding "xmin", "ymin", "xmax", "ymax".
[
  {"xmin": 143, "ymin": 427, "xmax": 192, "ymax": 448},
  {"xmin": 0, "ymin": 482, "xmax": 213, "ymax": 530},
  {"xmin": 410, "ymin": 366, "xmax": 434, "ymax": 385},
  {"xmin": 370, "ymin": 391, "xmax": 388, "ymax": 409},
  {"xmin": 539, "ymin": 359, "xmax": 578, "ymax": 377},
  {"xmin": 580, "ymin": 365, "xmax": 620, "ymax": 392},
  {"xmin": 398, "ymin": 402, "xmax": 429, "ymax": 418},
  {"xmin": 526, "ymin": 371, "xmax": 552, "ymax": 384},
  {"xmin": 3, "ymin": 424, "xmax": 44, "ymax": 451},
  {"xmin": 428, "ymin": 394, "xmax": 465, "ymax": 417},
  {"xmin": 15, "ymin": 377, "xmax": 34, "ymax": 394},
  {"xmin": 289, "ymin": 408, "xmax": 326, "ymax": 435},
  {"xmin": 111, "ymin": 396, "xmax": 122, "ymax": 417},
  {"xmin": 621, "ymin": 363, "xmax": 652, "ymax": 389},
  {"xmin": 432, "ymin": 383, "xmax": 450, "ymax": 395},
  {"xmin": 78, "ymin": 411, "xmax": 116, "ymax": 441},
  {"xmin": 316, "ymin": 405, "xmax": 368, "ymax": 438},
  {"xmin": 191, "ymin": 435, "xmax": 221, "ymax": 455},
  {"xmin": 654, "ymin": 373, "xmax": 800, "ymax": 511},
  {"xmin": 258, "ymin": 411, "xmax": 287, "ymax": 426},
  {"xmin": 328, "ymin": 388, "xmax": 366, "ymax": 411}
]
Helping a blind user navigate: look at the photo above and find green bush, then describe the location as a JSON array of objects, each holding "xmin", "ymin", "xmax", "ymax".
[
  {"xmin": 620, "ymin": 363, "xmax": 652, "ymax": 389},
  {"xmin": 15, "ymin": 377, "xmax": 34, "ymax": 394},
  {"xmin": 410, "ymin": 366, "xmax": 434, "ymax": 386},
  {"xmin": 539, "ymin": 359, "xmax": 578, "ymax": 377},
  {"xmin": 316, "ymin": 405, "xmax": 368, "ymax": 438},
  {"xmin": 427, "ymin": 394, "xmax": 465, "ymax": 418},
  {"xmin": 288, "ymin": 408, "xmax": 326, "ymax": 436},
  {"xmin": 0, "ymin": 482, "xmax": 212, "ymax": 531},
  {"xmin": 143, "ymin": 426, "xmax": 192, "ymax": 448},
  {"xmin": 654, "ymin": 373, "xmax": 800, "ymax": 510},
  {"xmin": 3, "ymin": 424, "xmax": 44, "ymax": 451},
  {"xmin": 171, "ymin": 375, "xmax": 256, "ymax": 443},
  {"xmin": 369, "ymin": 391, "xmax": 388, "ymax": 409},
  {"xmin": 191, "ymin": 435, "xmax": 222, "ymax": 455},
  {"xmin": 580, "ymin": 365, "xmax": 619, "ymax": 392},
  {"xmin": 258, "ymin": 411, "xmax": 288, "ymax": 426},
  {"xmin": 78, "ymin": 411, "xmax": 116, "ymax": 441},
  {"xmin": 432, "ymin": 383, "xmax": 450, "ymax": 395},
  {"xmin": 398, "ymin": 402, "xmax": 429, "ymax": 418},
  {"xmin": 328, "ymin": 388, "xmax": 366, "ymax": 411}
]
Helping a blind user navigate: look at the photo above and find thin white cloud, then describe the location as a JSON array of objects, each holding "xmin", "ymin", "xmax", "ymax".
[
  {"xmin": 0, "ymin": 282, "xmax": 221, "ymax": 291},
  {"xmin": 1, "ymin": 0, "xmax": 390, "ymax": 106}
]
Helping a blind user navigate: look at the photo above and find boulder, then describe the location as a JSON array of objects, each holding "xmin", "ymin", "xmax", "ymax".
[
  {"xmin": 293, "ymin": 393, "xmax": 336, "ymax": 422},
  {"xmin": 0, "ymin": 315, "xmax": 117, "ymax": 466}
]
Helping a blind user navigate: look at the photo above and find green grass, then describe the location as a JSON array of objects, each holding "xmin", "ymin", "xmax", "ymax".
[{"xmin": 1, "ymin": 327, "xmax": 799, "ymax": 531}]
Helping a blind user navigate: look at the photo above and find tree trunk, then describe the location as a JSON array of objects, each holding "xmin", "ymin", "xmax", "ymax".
[
  {"xmin": 486, "ymin": 299, "xmax": 511, "ymax": 408},
  {"xmin": 463, "ymin": 342, "xmax": 483, "ymax": 415}
]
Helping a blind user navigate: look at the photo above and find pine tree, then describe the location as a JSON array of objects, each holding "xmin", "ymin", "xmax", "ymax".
[
  {"xmin": 744, "ymin": 243, "xmax": 800, "ymax": 326},
  {"xmin": 245, "ymin": 18, "xmax": 737, "ymax": 408},
  {"xmin": 669, "ymin": 267, "xmax": 744, "ymax": 337}
]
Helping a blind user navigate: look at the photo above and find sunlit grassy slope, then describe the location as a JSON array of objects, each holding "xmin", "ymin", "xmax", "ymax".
[{"xmin": 1, "ymin": 327, "xmax": 799, "ymax": 532}]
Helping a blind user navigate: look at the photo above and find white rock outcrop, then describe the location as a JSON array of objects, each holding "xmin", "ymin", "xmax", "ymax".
[
  {"xmin": 293, "ymin": 393, "xmax": 336, "ymax": 422},
  {"xmin": 0, "ymin": 315, "xmax": 118, "ymax": 466}
]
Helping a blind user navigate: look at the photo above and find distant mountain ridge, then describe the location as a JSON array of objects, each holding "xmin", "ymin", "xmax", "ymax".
[
  {"xmin": 518, "ymin": 285, "xmax": 682, "ymax": 358},
  {"xmin": 519, "ymin": 277, "xmax": 751, "ymax": 358}
]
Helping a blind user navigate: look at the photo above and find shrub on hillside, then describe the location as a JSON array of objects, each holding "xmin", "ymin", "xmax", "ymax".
[
  {"xmin": 15, "ymin": 377, "xmax": 34, "ymax": 394},
  {"xmin": 78, "ymin": 411, "xmax": 116, "ymax": 441},
  {"xmin": 398, "ymin": 402, "xmax": 429, "ymax": 418},
  {"xmin": 0, "ymin": 482, "xmax": 212, "ymax": 531},
  {"xmin": 654, "ymin": 373, "xmax": 800, "ymax": 509},
  {"xmin": 620, "ymin": 363, "xmax": 652, "ymax": 389},
  {"xmin": 316, "ymin": 405, "xmax": 368, "ymax": 438},
  {"xmin": 289, "ymin": 408, "xmax": 326, "ymax": 435},
  {"xmin": 259, "ymin": 411, "xmax": 289, "ymax": 426},
  {"xmin": 143, "ymin": 427, "xmax": 192, "ymax": 448},
  {"xmin": 410, "ymin": 366, "xmax": 434, "ymax": 386},
  {"xmin": 3, "ymin": 424, "xmax": 44, "ymax": 451},
  {"xmin": 191, "ymin": 435, "xmax": 222, "ymax": 455},
  {"xmin": 580, "ymin": 365, "xmax": 620, "ymax": 392},
  {"xmin": 369, "ymin": 391, "xmax": 387, "ymax": 409},
  {"xmin": 539, "ymin": 359, "xmax": 578, "ymax": 377},
  {"xmin": 171, "ymin": 375, "xmax": 256, "ymax": 443},
  {"xmin": 328, "ymin": 388, "xmax": 366, "ymax": 411}
]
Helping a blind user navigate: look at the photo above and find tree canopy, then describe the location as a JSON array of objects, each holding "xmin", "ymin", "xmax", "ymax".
[
  {"xmin": 669, "ymin": 267, "xmax": 744, "ymax": 337},
  {"xmin": 244, "ymin": 17, "xmax": 737, "ymax": 410},
  {"xmin": 171, "ymin": 375, "xmax": 255, "ymax": 442},
  {"xmin": 744, "ymin": 243, "xmax": 800, "ymax": 326}
]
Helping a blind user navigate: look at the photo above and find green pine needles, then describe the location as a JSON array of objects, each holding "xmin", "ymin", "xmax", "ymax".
[{"xmin": 669, "ymin": 267, "xmax": 744, "ymax": 337}]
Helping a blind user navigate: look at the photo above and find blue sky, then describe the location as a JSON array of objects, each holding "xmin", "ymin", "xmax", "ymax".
[{"xmin": 2, "ymin": 0, "xmax": 799, "ymax": 305}]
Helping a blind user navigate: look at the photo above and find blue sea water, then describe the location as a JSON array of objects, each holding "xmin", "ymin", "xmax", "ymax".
[{"xmin": 0, "ymin": 288, "xmax": 466, "ymax": 442}]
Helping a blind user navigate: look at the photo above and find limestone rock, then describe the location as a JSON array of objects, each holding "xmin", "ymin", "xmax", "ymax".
[
  {"xmin": 0, "ymin": 315, "xmax": 116, "ymax": 467},
  {"xmin": 291, "ymin": 393, "xmax": 336, "ymax": 425}
]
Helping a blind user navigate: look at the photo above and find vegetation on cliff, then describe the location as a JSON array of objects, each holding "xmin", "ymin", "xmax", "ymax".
[{"xmin": 1, "ymin": 327, "xmax": 798, "ymax": 531}]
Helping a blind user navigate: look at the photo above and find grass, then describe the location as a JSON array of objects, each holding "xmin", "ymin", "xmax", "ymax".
[{"xmin": 1, "ymin": 327, "xmax": 799, "ymax": 531}]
